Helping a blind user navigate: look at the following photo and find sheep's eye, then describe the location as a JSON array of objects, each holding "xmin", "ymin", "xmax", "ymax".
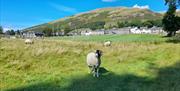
[{"xmin": 95, "ymin": 53, "xmax": 98, "ymax": 57}]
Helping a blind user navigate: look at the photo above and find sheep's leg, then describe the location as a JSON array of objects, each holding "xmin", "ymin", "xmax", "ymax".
[
  {"xmin": 93, "ymin": 69, "xmax": 96, "ymax": 77},
  {"xmin": 94, "ymin": 68, "xmax": 98, "ymax": 77},
  {"xmin": 93, "ymin": 72, "xmax": 96, "ymax": 77},
  {"xmin": 88, "ymin": 66, "xmax": 94, "ymax": 74},
  {"xmin": 93, "ymin": 66, "xmax": 96, "ymax": 77},
  {"xmin": 92, "ymin": 67, "xmax": 95, "ymax": 74},
  {"xmin": 96, "ymin": 68, "xmax": 99, "ymax": 77},
  {"xmin": 88, "ymin": 66, "xmax": 91, "ymax": 73}
]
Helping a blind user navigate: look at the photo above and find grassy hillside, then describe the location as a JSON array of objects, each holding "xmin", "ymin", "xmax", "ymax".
[
  {"xmin": 51, "ymin": 7, "xmax": 162, "ymax": 24},
  {"xmin": 1, "ymin": 34, "xmax": 180, "ymax": 91},
  {"xmin": 176, "ymin": 10, "xmax": 180, "ymax": 16},
  {"xmin": 23, "ymin": 7, "xmax": 163, "ymax": 32}
]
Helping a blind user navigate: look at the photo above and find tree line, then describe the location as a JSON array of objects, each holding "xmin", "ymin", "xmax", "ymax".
[{"xmin": 0, "ymin": 26, "xmax": 21, "ymax": 35}]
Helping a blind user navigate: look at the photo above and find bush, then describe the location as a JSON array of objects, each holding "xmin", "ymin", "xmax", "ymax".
[{"xmin": 82, "ymin": 21, "xmax": 105, "ymax": 30}]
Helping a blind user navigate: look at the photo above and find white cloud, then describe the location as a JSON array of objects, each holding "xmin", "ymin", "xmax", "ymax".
[
  {"xmin": 133, "ymin": 4, "xmax": 149, "ymax": 9},
  {"xmin": 102, "ymin": 0, "xmax": 117, "ymax": 2},
  {"xmin": 50, "ymin": 3, "xmax": 78, "ymax": 13},
  {"xmin": 177, "ymin": 9, "xmax": 180, "ymax": 12}
]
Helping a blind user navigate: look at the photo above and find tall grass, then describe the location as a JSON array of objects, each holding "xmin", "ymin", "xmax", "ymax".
[{"xmin": 0, "ymin": 34, "xmax": 180, "ymax": 91}]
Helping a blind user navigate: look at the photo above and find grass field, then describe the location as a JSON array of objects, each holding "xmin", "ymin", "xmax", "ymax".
[
  {"xmin": 50, "ymin": 34, "xmax": 166, "ymax": 42},
  {"xmin": 0, "ymin": 34, "xmax": 180, "ymax": 91}
]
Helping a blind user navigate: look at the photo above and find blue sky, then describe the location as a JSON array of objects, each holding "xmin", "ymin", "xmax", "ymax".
[{"xmin": 0, "ymin": 0, "xmax": 179, "ymax": 30}]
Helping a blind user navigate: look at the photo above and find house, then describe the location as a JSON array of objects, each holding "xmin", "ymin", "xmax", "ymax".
[
  {"xmin": 80, "ymin": 28, "xmax": 92, "ymax": 35},
  {"xmin": 67, "ymin": 31, "xmax": 79, "ymax": 36},
  {"xmin": 81, "ymin": 30, "xmax": 105, "ymax": 36},
  {"xmin": 129, "ymin": 27, "xmax": 166, "ymax": 34},
  {"xmin": 56, "ymin": 32, "xmax": 65, "ymax": 36},
  {"xmin": 52, "ymin": 31, "xmax": 65, "ymax": 36},
  {"xmin": 90, "ymin": 30, "xmax": 105, "ymax": 35},
  {"xmin": 106, "ymin": 27, "xmax": 131, "ymax": 35},
  {"xmin": 22, "ymin": 31, "xmax": 44, "ymax": 38}
]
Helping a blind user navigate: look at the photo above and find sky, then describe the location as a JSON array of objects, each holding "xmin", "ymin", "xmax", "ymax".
[{"xmin": 0, "ymin": 0, "xmax": 179, "ymax": 31}]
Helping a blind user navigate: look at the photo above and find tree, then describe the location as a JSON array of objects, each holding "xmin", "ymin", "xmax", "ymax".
[
  {"xmin": 163, "ymin": 0, "xmax": 180, "ymax": 37},
  {"xmin": 0, "ymin": 26, "xmax": 3, "ymax": 34},
  {"xmin": 82, "ymin": 21, "xmax": 105, "ymax": 30},
  {"xmin": 5, "ymin": 30, "xmax": 15, "ymax": 35},
  {"xmin": 175, "ymin": 16, "xmax": 180, "ymax": 27},
  {"xmin": 143, "ymin": 21, "xmax": 153, "ymax": 28},
  {"xmin": 129, "ymin": 20, "xmax": 142, "ymax": 27},
  {"xmin": 165, "ymin": 0, "xmax": 180, "ymax": 5},
  {"xmin": 117, "ymin": 22, "xmax": 125, "ymax": 28},
  {"xmin": 43, "ymin": 27, "xmax": 53, "ymax": 37},
  {"xmin": 64, "ymin": 25, "xmax": 72, "ymax": 35},
  {"xmin": 151, "ymin": 19, "xmax": 163, "ymax": 27},
  {"xmin": 104, "ymin": 22, "xmax": 118, "ymax": 29},
  {"xmin": 15, "ymin": 30, "xmax": 21, "ymax": 35},
  {"xmin": 10, "ymin": 30, "xmax": 15, "ymax": 35}
]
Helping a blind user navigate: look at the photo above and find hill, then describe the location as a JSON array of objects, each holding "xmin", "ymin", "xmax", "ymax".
[
  {"xmin": 51, "ymin": 7, "xmax": 162, "ymax": 24},
  {"xmin": 23, "ymin": 7, "xmax": 164, "ymax": 33},
  {"xmin": 177, "ymin": 10, "xmax": 180, "ymax": 16}
]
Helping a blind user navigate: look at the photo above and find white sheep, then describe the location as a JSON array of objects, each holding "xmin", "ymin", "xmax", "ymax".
[
  {"xmin": 86, "ymin": 50, "xmax": 102, "ymax": 77},
  {"xmin": 25, "ymin": 39, "xmax": 34, "ymax": 44},
  {"xmin": 104, "ymin": 41, "xmax": 111, "ymax": 47}
]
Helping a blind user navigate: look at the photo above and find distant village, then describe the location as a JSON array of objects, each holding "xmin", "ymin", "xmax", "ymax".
[
  {"xmin": 20, "ymin": 26, "xmax": 168, "ymax": 38},
  {"xmin": 1, "ymin": 26, "xmax": 180, "ymax": 39}
]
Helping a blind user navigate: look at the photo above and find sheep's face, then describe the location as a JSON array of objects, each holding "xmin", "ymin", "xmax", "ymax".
[{"xmin": 95, "ymin": 50, "xmax": 103, "ymax": 58}]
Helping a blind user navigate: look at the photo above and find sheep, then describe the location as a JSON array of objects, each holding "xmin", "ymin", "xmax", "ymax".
[
  {"xmin": 86, "ymin": 50, "xmax": 103, "ymax": 77},
  {"xmin": 25, "ymin": 39, "xmax": 34, "ymax": 44},
  {"xmin": 104, "ymin": 41, "xmax": 111, "ymax": 47}
]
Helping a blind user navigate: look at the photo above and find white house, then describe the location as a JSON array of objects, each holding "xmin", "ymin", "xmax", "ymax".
[{"xmin": 22, "ymin": 31, "xmax": 44, "ymax": 38}]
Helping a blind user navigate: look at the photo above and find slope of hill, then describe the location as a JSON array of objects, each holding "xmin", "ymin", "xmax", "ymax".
[
  {"xmin": 23, "ymin": 7, "xmax": 163, "ymax": 32},
  {"xmin": 177, "ymin": 10, "xmax": 180, "ymax": 16},
  {"xmin": 51, "ymin": 7, "xmax": 162, "ymax": 23}
]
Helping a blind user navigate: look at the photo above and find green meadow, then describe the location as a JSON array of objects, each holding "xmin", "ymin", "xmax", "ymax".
[{"xmin": 0, "ymin": 34, "xmax": 180, "ymax": 91}]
